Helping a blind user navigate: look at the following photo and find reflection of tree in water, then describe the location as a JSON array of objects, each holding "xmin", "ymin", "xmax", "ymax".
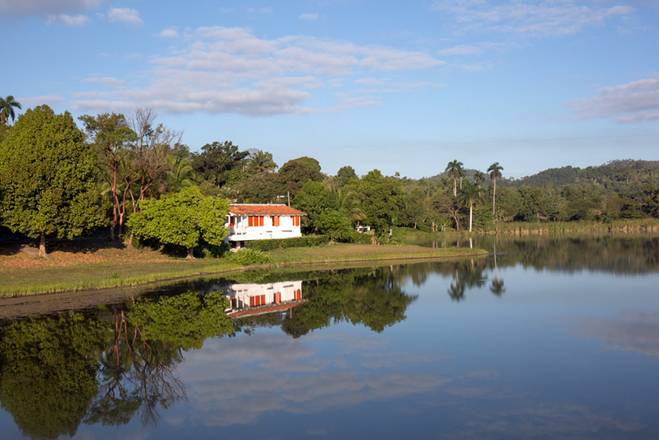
[
  {"xmin": 447, "ymin": 259, "xmax": 489, "ymax": 302},
  {"xmin": 0, "ymin": 313, "xmax": 107, "ymax": 439},
  {"xmin": 281, "ymin": 268, "xmax": 417, "ymax": 338},
  {"xmin": 0, "ymin": 291, "xmax": 233, "ymax": 438}
]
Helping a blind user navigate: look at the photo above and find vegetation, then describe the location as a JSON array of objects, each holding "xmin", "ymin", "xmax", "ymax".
[
  {"xmin": 0, "ymin": 99, "xmax": 656, "ymax": 265},
  {"xmin": 0, "ymin": 106, "xmax": 105, "ymax": 256},
  {"xmin": 128, "ymin": 187, "xmax": 229, "ymax": 258}
]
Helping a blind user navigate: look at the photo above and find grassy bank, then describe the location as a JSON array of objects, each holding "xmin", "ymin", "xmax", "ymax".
[
  {"xmin": 393, "ymin": 218, "xmax": 659, "ymax": 244},
  {"xmin": 0, "ymin": 243, "xmax": 486, "ymax": 297}
]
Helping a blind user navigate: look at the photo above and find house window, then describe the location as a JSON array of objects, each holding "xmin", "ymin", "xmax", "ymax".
[
  {"xmin": 248, "ymin": 216, "xmax": 265, "ymax": 227},
  {"xmin": 271, "ymin": 216, "xmax": 280, "ymax": 227},
  {"xmin": 292, "ymin": 216, "xmax": 300, "ymax": 226},
  {"xmin": 249, "ymin": 295, "xmax": 267, "ymax": 307},
  {"xmin": 229, "ymin": 216, "xmax": 235, "ymax": 227},
  {"xmin": 293, "ymin": 289, "xmax": 302, "ymax": 301},
  {"xmin": 274, "ymin": 292, "xmax": 281, "ymax": 303}
]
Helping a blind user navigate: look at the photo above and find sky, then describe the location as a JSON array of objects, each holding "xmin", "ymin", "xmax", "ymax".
[{"xmin": 1, "ymin": 0, "xmax": 658, "ymax": 178}]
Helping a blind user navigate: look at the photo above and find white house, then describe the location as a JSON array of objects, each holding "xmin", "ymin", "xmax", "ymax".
[
  {"xmin": 224, "ymin": 280, "xmax": 304, "ymax": 318},
  {"xmin": 226, "ymin": 204, "xmax": 305, "ymax": 247}
]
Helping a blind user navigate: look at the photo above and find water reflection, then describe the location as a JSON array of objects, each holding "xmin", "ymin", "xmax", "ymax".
[{"xmin": 0, "ymin": 237, "xmax": 658, "ymax": 438}]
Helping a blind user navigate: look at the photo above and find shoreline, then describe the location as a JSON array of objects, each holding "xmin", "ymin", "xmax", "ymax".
[{"xmin": 0, "ymin": 244, "xmax": 487, "ymax": 299}]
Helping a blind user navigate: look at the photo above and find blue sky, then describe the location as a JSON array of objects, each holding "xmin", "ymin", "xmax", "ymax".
[{"xmin": 1, "ymin": 0, "xmax": 658, "ymax": 178}]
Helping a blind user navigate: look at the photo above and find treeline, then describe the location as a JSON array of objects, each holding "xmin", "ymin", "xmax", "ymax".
[{"xmin": 0, "ymin": 103, "xmax": 657, "ymax": 257}]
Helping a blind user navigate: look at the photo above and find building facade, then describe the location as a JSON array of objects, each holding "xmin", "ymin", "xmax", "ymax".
[
  {"xmin": 224, "ymin": 281, "xmax": 304, "ymax": 318},
  {"xmin": 226, "ymin": 204, "xmax": 304, "ymax": 246}
]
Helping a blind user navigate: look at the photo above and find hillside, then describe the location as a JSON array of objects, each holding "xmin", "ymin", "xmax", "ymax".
[{"xmin": 514, "ymin": 160, "xmax": 658, "ymax": 187}]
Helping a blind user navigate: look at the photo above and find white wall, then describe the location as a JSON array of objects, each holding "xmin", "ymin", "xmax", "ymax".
[
  {"xmin": 227, "ymin": 214, "xmax": 301, "ymax": 241},
  {"xmin": 225, "ymin": 281, "xmax": 303, "ymax": 309}
]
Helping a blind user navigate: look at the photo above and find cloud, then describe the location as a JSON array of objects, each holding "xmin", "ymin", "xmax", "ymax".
[
  {"xmin": 82, "ymin": 75, "xmax": 124, "ymax": 86},
  {"xmin": 247, "ymin": 6, "xmax": 272, "ymax": 14},
  {"xmin": 46, "ymin": 13, "xmax": 88, "ymax": 26},
  {"xmin": 431, "ymin": 0, "xmax": 633, "ymax": 37},
  {"xmin": 0, "ymin": 0, "xmax": 102, "ymax": 15},
  {"xmin": 177, "ymin": 333, "xmax": 448, "ymax": 427},
  {"xmin": 159, "ymin": 26, "xmax": 178, "ymax": 38},
  {"xmin": 572, "ymin": 76, "xmax": 659, "ymax": 123},
  {"xmin": 299, "ymin": 12, "xmax": 319, "ymax": 21},
  {"xmin": 18, "ymin": 95, "xmax": 64, "ymax": 107},
  {"xmin": 581, "ymin": 312, "xmax": 659, "ymax": 355},
  {"xmin": 106, "ymin": 7, "xmax": 142, "ymax": 25},
  {"xmin": 437, "ymin": 42, "xmax": 507, "ymax": 56},
  {"xmin": 73, "ymin": 25, "xmax": 443, "ymax": 115}
]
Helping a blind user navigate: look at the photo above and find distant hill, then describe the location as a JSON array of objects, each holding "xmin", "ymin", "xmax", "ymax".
[{"xmin": 514, "ymin": 160, "xmax": 658, "ymax": 187}]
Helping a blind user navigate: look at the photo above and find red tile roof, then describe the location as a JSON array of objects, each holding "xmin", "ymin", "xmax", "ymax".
[{"xmin": 229, "ymin": 204, "xmax": 305, "ymax": 216}]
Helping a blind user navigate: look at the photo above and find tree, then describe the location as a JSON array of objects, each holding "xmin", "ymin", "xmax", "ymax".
[
  {"xmin": 293, "ymin": 181, "xmax": 339, "ymax": 232},
  {"xmin": 129, "ymin": 108, "xmax": 180, "ymax": 207},
  {"xmin": 192, "ymin": 140, "xmax": 249, "ymax": 188},
  {"xmin": 461, "ymin": 181, "xmax": 483, "ymax": 232},
  {"xmin": 128, "ymin": 186, "xmax": 229, "ymax": 258},
  {"xmin": 0, "ymin": 106, "xmax": 105, "ymax": 256},
  {"xmin": 356, "ymin": 170, "xmax": 405, "ymax": 236},
  {"xmin": 278, "ymin": 156, "xmax": 324, "ymax": 196},
  {"xmin": 445, "ymin": 160, "xmax": 464, "ymax": 197},
  {"xmin": 487, "ymin": 162, "xmax": 504, "ymax": 217},
  {"xmin": 336, "ymin": 165, "xmax": 358, "ymax": 186},
  {"xmin": 0, "ymin": 95, "xmax": 21, "ymax": 125},
  {"xmin": 80, "ymin": 113, "xmax": 137, "ymax": 240},
  {"xmin": 315, "ymin": 209, "xmax": 354, "ymax": 241}
]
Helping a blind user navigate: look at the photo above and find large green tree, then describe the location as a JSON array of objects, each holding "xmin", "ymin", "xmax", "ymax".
[
  {"xmin": 128, "ymin": 186, "xmax": 229, "ymax": 258},
  {"xmin": 0, "ymin": 106, "xmax": 105, "ymax": 256},
  {"xmin": 278, "ymin": 156, "xmax": 324, "ymax": 196},
  {"xmin": 192, "ymin": 140, "xmax": 249, "ymax": 188}
]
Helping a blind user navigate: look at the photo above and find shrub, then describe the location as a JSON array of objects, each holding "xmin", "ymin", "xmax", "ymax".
[
  {"xmin": 245, "ymin": 235, "xmax": 330, "ymax": 251},
  {"xmin": 225, "ymin": 248, "xmax": 272, "ymax": 265},
  {"xmin": 349, "ymin": 232, "xmax": 373, "ymax": 244}
]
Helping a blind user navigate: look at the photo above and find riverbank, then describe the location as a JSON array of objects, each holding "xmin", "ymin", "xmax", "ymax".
[
  {"xmin": 393, "ymin": 218, "xmax": 659, "ymax": 244},
  {"xmin": 0, "ymin": 243, "xmax": 486, "ymax": 297}
]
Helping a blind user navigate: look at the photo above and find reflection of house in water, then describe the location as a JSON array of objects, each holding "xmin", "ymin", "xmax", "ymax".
[{"xmin": 225, "ymin": 281, "xmax": 304, "ymax": 319}]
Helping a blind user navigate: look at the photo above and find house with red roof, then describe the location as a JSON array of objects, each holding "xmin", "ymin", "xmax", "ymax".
[{"xmin": 226, "ymin": 204, "xmax": 305, "ymax": 247}]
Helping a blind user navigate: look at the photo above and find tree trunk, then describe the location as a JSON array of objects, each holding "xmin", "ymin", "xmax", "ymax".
[
  {"xmin": 186, "ymin": 248, "xmax": 195, "ymax": 259},
  {"xmin": 492, "ymin": 178, "xmax": 497, "ymax": 217},
  {"xmin": 38, "ymin": 233, "xmax": 47, "ymax": 258},
  {"xmin": 469, "ymin": 202, "xmax": 473, "ymax": 232},
  {"xmin": 453, "ymin": 179, "xmax": 457, "ymax": 197}
]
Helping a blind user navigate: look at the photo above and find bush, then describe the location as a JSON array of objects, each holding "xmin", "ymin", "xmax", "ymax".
[
  {"xmin": 225, "ymin": 249, "xmax": 272, "ymax": 265},
  {"xmin": 349, "ymin": 232, "xmax": 373, "ymax": 244},
  {"xmin": 245, "ymin": 235, "xmax": 330, "ymax": 251}
]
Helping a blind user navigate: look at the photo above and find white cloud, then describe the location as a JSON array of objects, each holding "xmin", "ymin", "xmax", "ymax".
[
  {"xmin": 18, "ymin": 95, "xmax": 64, "ymax": 107},
  {"xmin": 572, "ymin": 76, "xmax": 659, "ymax": 123},
  {"xmin": 106, "ymin": 7, "xmax": 142, "ymax": 25},
  {"xmin": 82, "ymin": 75, "xmax": 124, "ymax": 86},
  {"xmin": 431, "ymin": 0, "xmax": 633, "ymax": 37},
  {"xmin": 437, "ymin": 42, "xmax": 507, "ymax": 56},
  {"xmin": 73, "ymin": 26, "xmax": 443, "ymax": 116},
  {"xmin": 0, "ymin": 0, "xmax": 102, "ymax": 15},
  {"xmin": 46, "ymin": 13, "xmax": 88, "ymax": 26},
  {"xmin": 299, "ymin": 12, "xmax": 319, "ymax": 21},
  {"xmin": 159, "ymin": 26, "xmax": 178, "ymax": 38}
]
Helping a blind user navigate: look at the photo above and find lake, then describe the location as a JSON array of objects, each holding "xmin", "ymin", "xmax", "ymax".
[{"xmin": 0, "ymin": 236, "xmax": 658, "ymax": 439}]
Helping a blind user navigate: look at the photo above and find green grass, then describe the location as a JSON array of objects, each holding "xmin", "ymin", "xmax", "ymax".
[{"xmin": 0, "ymin": 243, "xmax": 486, "ymax": 297}]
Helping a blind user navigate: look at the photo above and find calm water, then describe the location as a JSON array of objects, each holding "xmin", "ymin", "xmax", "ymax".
[{"xmin": 1, "ymin": 237, "xmax": 658, "ymax": 439}]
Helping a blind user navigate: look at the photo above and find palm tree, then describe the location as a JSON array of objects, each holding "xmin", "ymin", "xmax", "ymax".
[
  {"xmin": 461, "ymin": 181, "xmax": 483, "ymax": 233},
  {"xmin": 487, "ymin": 162, "xmax": 504, "ymax": 217},
  {"xmin": 0, "ymin": 96, "xmax": 22, "ymax": 125},
  {"xmin": 445, "ymin": 160, "xmax": 464, "ymax": 197}
]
